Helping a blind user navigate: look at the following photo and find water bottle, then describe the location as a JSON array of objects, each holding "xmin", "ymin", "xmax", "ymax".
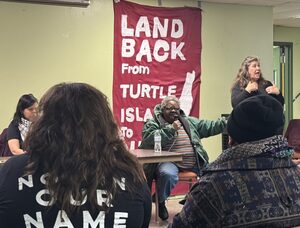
[{"xmin": 154, "ymin": 130, "xmax": 162, "ymax": 153}]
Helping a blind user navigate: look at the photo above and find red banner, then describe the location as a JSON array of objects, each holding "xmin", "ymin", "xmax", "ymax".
[{"xmin": 113, "ymin": 0, "xmax": 202, "ymax": 149}]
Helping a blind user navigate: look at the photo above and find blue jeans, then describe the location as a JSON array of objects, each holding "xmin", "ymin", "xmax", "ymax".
[
  {"xmin": 156, "ymin": 162, "xmax": 179, "ymax": 203},
  {"xmin": 143, "ymin": 162, "xmax": 199, "ymax": 202}
]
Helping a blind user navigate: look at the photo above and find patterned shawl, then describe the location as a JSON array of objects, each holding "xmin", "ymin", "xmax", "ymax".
[{"xmin": 206, "ymin": 135, "xmax": 294, "ymax": 172}]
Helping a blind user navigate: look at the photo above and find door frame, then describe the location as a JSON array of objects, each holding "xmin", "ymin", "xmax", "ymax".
[{"xmin": 273, "ymin": 41, "xmax": 293, "ymax": 127}]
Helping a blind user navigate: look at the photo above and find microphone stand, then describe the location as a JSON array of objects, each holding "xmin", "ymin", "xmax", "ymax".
[{"xmin": 293, "ymin": 92, "xmax": 300, "ymax": 102}]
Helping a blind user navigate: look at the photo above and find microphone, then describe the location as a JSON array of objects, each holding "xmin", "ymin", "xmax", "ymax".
[
  {"xmin": 175, "ymin": 112, "xmax": 184, "ymax": 127},
  {"xmin": 172, "ymin": 110, "xmax": 180, "ymax": 120},
  {"xmin": 173, "ymin": 113, "xmax": 179, "ymax": 120},
  {"xmin": 174, "ymin": 110, "xmax": 180, "ymax": 120}
]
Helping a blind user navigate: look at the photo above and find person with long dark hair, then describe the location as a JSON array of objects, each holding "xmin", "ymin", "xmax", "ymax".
[
  {"xmin": 7, "ymin": 94, "xmax": 38, "ymax": 155},
  {"xmin": 0, "ymin": 82, "xmax": 151, "ymax": 227}
]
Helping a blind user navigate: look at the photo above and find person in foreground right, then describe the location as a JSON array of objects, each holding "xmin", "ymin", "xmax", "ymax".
[{"xmin": 170, "ymin": 95, "xmax": 300, "ymax": 228}]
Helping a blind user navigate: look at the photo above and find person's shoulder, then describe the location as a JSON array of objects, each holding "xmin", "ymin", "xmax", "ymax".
[
  {"xmin": 232, "ymin": 81, "xmax": 239, "ymax": 86},
  {"xmin": 186, "ymin": 116, "xmax": 212, "ymax": 127},
  {"xmin": 186, "ymin": 116, "xmax": 215, "ymax": 124},
  {"xmin": 142, "ymin": 117, "xmax": 158, "ymax": 130},
  {"xmin": 153, "ymin": 104, "xmax": 162, "ymax": 114},
  {"xmin": 1, "ymin": 154, "xmax": 29, "ymax": 174},
  {"xmin": 186, "ymin": 115, "xmax": 198, "ymax": 122},
  {"xmin": 231, "ymin": 81, "xmax": 241, "ymax": 89},
  {"xmin": 7, "ymin": 120, "xmax": 18, "ymax": 129},
  {"xmin": 184, "ymin": 116, "xmax": 202, "ymax": 126},
  {"xmin": 7, "ymin": 153, "xmax": 28, "ymax": 162},
  {"xmin": 0, "ymin": 154, "xmax": 29, "ymax": 190},
  {"xmin": 7, "ymin": 120, "xmax": 19, "ymax": 133},
  {"xmin": 7, "ymin": 120, "xmax": 21, "ymax": 140},
  {"xmin": 115, "ymin": 172, "xmax": 150, "ymax": 198}
]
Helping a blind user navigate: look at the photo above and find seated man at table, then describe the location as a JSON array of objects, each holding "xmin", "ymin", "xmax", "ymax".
[
  {"xmin": 171, "ymin": 95, "xmax": 300, "ymax": 228},
  {"xmin": 139, "ymin": 96, "xmax": 226, "ymax": 220}
]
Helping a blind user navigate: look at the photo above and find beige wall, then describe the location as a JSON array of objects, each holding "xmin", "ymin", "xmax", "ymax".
[
  {"xmin": 0, "ymin": 0, "xmax": 273, "ymax": 161},
  {"xmin": 0, "ymin": 0, "xmax": 114, "ymax": 125},
  {"xmin": 200, "ymin": 2, "xmax": 273, "ymax": 160},
  {"xmin": 274, "ymin": 26, "xmax": 300, "ymax": 119}
]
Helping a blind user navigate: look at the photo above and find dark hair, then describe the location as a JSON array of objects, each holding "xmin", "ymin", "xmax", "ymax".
[
  {"xmin": 231, "ymin": 56, "xmax": 267, "ymax": 90},
  {"xmin": 25, "ymin": 83, "xmax": 145, "ymax": 214},
  {"xmin": 13, "ymin": 94, "xmax": 38, "ymax": 123}
]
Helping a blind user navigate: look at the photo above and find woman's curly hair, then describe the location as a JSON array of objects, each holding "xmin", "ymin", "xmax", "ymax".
[{"xmin": 24, "ymin": 82, "xmax": 145, "ymax": 214}]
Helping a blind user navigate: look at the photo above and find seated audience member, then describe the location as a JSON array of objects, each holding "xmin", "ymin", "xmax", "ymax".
[
  {"xmin": 170, "ymin": 95, "xmax": 300, "ymax": 228},
  {"xmin": 0, "ymin": 83, "xmax": 151, "ymax": 227},
  {"xmin": 7, "ymin": 94, "xmax": 38, "ymax": 155},
  {"xmin": 0, "ymin": 128, "xmax": 12, "ymax": 157},
  {"xmin": 231, "ymin": 56, "xmax": 284, "ymax": 108},
  {"xmin": 285, "ymin": 119, "xmax": 300, "ymax": 158},
  {"xmin": 139, "ymin": 96, "xmax": 226, "ymax": 220}
]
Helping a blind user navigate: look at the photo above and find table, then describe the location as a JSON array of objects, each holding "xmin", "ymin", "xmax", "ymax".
[
  {"xmin": 131, "ymin": 149, "xmax": 183, "ymax": 164},
  {"xmin": 0, "ymin": 150, "xmax": 183, "ymax": 166}
]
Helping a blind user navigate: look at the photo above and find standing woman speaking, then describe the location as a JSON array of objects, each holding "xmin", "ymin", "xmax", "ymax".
[
  {"xmin": 7, "ymin": 94, "xmax": 38, "ymax": 155},
  {"xmin": 231, "ymin": 56, "xmax": 284, "ymax": 108}
]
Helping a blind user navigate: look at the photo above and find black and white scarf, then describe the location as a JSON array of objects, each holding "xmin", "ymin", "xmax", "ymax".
[{"xmin": 18, "ymin": 118, "xmax": 32, "ymax": 141}]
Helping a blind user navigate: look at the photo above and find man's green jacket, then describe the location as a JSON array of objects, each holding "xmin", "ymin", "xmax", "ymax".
[{"xmin": 139, "ymin": 104, "xmax": 227, "ymax": 168}]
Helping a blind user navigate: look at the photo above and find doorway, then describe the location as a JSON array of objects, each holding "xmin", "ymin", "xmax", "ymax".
[{"xmin": 273, "ymin": 42, "xmax": 293, "ymax": 129}]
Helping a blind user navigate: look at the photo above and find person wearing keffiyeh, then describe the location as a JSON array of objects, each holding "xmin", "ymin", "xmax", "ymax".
[
  {"xmin": 7, "ymin": 94, "xmax": 38, "ymax": 155},
  {"xmin": 170, "ymin": 95, "xmax": 300, "ymax": 228}
]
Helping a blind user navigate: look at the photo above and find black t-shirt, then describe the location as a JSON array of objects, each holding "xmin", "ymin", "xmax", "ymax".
[
  {"xmin": 7, "ymin": 120, "xmax": 23, "ymax": 148},
  {"xmin": 0, "ymin": 154, "xmax": 151, "ymax": 228}
]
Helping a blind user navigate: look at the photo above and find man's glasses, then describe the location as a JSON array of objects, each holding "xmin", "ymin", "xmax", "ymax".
[{"xmin": 165, "ymin": 107, "xmax": 180, "ymax": 111}]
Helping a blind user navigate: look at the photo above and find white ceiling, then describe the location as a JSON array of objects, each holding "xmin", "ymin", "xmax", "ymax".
[{"xmin": 200, "ymin": 0, "xmax": 300, "ymax": 27}]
